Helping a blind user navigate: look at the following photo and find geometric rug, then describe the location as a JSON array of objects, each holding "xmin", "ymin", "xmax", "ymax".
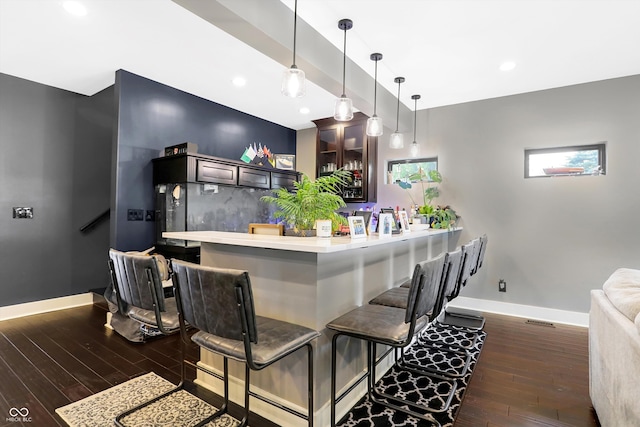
[
  {"xmin": 55, "ymin": 372, "xmax": 239, "ymax": 427},
  {"xmin": 337, "ymin": 327, "xmax": 486, "ymax": 427}
]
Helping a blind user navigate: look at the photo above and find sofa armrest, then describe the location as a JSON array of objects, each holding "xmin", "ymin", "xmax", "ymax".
[{"xmin": 589, "ymin": 289, "xmax": 640, "ymax": 426}]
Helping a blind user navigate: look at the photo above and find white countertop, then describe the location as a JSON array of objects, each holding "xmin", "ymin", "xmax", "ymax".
[{"xmin": 163, "ymin": 228, "xmax": 459, "ymax": 254}]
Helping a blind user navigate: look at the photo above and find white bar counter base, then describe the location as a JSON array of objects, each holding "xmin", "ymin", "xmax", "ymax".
[{"xmin": 163, "ymin": 228, "xmax": 461, "ymax": 426}]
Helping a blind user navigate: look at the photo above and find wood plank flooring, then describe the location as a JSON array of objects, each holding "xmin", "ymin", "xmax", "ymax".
[{"xmin": 0, "ymin": 302, "xmax": 599, "ymax": 427}]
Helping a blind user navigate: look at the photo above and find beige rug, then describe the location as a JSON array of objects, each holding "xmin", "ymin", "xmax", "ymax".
[{"xmin": 55, "ymin": 372, "xmax": 239, "ymax": 427}]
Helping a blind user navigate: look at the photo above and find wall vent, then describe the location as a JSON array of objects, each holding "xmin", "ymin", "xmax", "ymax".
[{"xmin": 525, "ymin": 319, "xmax": 555, "ymax": 328}]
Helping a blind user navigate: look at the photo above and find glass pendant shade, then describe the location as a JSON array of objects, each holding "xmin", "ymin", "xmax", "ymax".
[
  {"xmin": 366, "ymin": 115, "xmax": 383, "ymax": 136},
  {"xmin": 390, "ymin": 76, "xmax": 405, "ymax": 149},
  {"xmin": 389, "ymin": 132, "xmax": 404, "ymax": 149},
  {"xmin": 410, "ymin": 94, "xmax": 421, "ymax": 157},
  {"xmin": 410, "ymin": 141, "xmax": 420, "ymax": 157},
  {"xmin": 281, "ymin": 66, "xmax": 305, "ymax": 97},
  {"xmin": 334, "ymin": 95, "xmax": 354, "ymax": 121},
  {"xmin": 366, "ymin": 52, "xmax": 383, "ymax": 136}
]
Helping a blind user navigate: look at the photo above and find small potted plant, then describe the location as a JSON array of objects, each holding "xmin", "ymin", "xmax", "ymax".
[
  {"xmin": 396, "ymin": 168, "xmax": 459, "ymax": 229},
  {"xmin": 261, "ymin": 169, "xmax": 351, "ymax": 236}
]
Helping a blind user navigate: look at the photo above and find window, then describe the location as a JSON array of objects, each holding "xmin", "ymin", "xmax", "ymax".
[
  {"xmin": 524, "ymin": 143, "xmax": 606, "ymax": 178},
  {"xmin": 388, "ymin": 157, "xmax": 438, "ymax": 184}
]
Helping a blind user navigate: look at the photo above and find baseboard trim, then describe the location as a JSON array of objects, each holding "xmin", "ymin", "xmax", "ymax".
[
  {"xmin": 447, "ymin": 297, "xmax": 589, "ymax": 327},
  {"xmin": 0, "ymin": 293, "xmax": 94, "ymax": 322}
]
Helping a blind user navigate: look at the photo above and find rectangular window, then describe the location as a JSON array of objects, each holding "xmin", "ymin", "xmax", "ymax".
[
  {"xmin": 388, "ymin": 157, "xmax": 438, "ymax": 183},
  {"xmin": 524, "ymin": 143, "xmax": 606, "ymax": 178}
]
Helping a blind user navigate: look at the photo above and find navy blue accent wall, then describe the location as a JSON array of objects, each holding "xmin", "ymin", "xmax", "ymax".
[{"xmin": 112, "ymin": 70, "xmax": 296, "ymax": 251}]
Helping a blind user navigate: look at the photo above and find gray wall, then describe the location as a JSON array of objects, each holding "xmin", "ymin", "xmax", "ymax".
[
  {"xmin": 376, "ymin": 75, "xmax": 640, "ymax": 313},
  {"xmin": 0, "ymin": 73, "xmax": 112, "ymax": 307}
]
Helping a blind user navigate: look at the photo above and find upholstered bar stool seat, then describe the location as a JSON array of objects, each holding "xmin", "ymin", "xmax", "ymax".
[
  {"xmin": 367, "ymin": 287, "xmax": 410, "ymax": 309},
  {"xmin": 326, "ymin": 304, "xmax": 428, "ymax": 344},
  {"xmin": 127, "ymin": 297, "xmax": 180, "ymax": 332},
  {"xmin": 191, "ymin": 315, "xmax": 320, "ymax": 367}
]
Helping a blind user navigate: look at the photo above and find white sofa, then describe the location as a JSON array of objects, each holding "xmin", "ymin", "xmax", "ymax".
[{"xmin": 589, "ymin": 268, "xmax": 640, "ymax": 427}]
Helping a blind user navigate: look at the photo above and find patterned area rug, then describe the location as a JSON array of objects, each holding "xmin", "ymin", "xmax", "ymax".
[
  {"xmin": 338, "ymin": 325, "xmax": 486, "ymax": 427},
  {"xmin": 55, "ymin": 372, "xmax": 239, "ymax": 427}
]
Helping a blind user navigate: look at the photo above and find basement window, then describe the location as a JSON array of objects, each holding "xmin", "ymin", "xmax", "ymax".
[
  {"xmin": 525, "ymin": 143, "xmax": 606, "ymax": 178},
  {"xmin": 388, "ymin": 157, "xmax": 438, "ymax": 184}
]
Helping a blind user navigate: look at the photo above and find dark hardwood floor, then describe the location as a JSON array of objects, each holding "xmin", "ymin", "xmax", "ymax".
[{"xmin": 0, "ymin": 301, "xmax": 599, "ymax": 427}]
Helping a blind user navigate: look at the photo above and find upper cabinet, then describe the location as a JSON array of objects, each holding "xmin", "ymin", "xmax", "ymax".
[
  {"xmin": 153, "ymin": 153, "xmax": 299, "ymax": 190},
  {"xmin": 313, "ymin": 112, "xmax": 377, "ymax": 203}
]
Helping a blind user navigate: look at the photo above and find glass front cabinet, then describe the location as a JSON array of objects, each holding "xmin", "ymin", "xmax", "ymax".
[{"xmin": 314, "ymin": 112, "xmax": 377, "ymax": 203}]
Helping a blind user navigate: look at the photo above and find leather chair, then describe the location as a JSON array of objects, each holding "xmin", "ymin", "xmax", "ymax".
[
  {"xmin": 326, "ymin": 254, "xmax": 448, "ymax": 426},
  {"xmin": 108, "ymin": 248, "xmax": 180, "ymax": 336},
  {"xmin": 108, "ymin": 248, "xmax": 186, "ymax": 426},
  {"xmin": 171, "ymin": 259, "xmax": 320, "ymax": 427}
]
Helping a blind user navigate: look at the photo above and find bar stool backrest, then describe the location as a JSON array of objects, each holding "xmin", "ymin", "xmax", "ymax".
[
  {"xmin": 171, "ymin": 259, "xmax": 258, "ymax": 343},
  {"xmin": 432, "ymin": 248, "xmax": 463, "ymax": 318},
  {"xmin": 409, "ymin": 253, "xmax": 446, "ymax": 324},
  {"xmin": 108, "ymin": 248, "xmax": 166, "ymax": 313},
  {"xmin": 475, "ymin": 234, "xmax": 488, "ymax": 272}
]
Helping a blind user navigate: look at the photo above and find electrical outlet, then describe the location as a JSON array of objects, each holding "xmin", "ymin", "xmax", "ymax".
[
  {"xmin": 498, "ymin": 279, "xmax": 507, "ymax": 292},
  {"xmin": 145, "ymin": 210, "xmax": 155, "ymax": 221}
]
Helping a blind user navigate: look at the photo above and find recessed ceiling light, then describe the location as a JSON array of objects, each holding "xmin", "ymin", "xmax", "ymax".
[
  {"xmin": 500, "ymin": 61, "xmax": 516, "ymax": 72},
  {"xmin": 299, "ymin": 107, "xmax": 310, "ymax": 114},
  {"xmin": 232, "ymin": 76, "xmax": 247, "ymax": 87},
  {"xmin": 63, "ymin": 1, "xmax": 87, "ymax": 16}
]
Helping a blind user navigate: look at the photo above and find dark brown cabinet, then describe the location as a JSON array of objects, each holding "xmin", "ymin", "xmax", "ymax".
[{"xmin": 313, "ymin": 112, "xmax": 377, "ymax": 203}]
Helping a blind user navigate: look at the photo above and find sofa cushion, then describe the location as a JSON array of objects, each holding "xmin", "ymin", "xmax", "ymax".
[
  {"xmin": 636, "ymin": 312, "xmax": 640, "ymax": 336},
  {"xmin": 602, "ymin": 268, "xmax": 640, "ymax": 323}
]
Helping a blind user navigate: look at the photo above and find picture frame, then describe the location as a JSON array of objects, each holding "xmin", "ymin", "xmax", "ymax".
[
  {"xmin": 379, "ymin": 208, "xmax": 400, "ymax": 234},
  {"xmin": 348, "ymin": 216, "xmax": 368, "ymax": 239},
  {"xmin": 378, "ymin": 213, "xmax": 394, "ymax": 238},
  {"xmin": 274, "ymin": 154, "xmax": 296, "ymax": 170},
  {"xmin": 399, "ymin": 210, "xmax": 411, "ymax": 233}
]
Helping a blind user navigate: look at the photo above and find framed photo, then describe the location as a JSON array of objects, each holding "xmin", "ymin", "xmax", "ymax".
[
  {"xmin": 399, "ymin": 210, "xmax": 411, "ymax": 233},
  {"xmin": 379, "ymin": 208, "xmax": 400, "ymax": 234},
  {"xmin": 274, "ymin": 154, "xmax": 296, "ymax": 170},
  {"xmin": 378, "ymin": 213, "xmax": 394, "ymax": 238},
  {"xmin": 348, "ymin": 216, "xmax": 368, "ymax": 239}
]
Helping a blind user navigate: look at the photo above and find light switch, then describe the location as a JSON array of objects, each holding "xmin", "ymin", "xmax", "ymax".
[{"xmin": 13, "ymin": 207, "xmax": 33, "ymax": 219}]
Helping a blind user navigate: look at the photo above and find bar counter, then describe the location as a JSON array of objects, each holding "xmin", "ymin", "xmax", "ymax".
[{"xmin": 163, "ymin": 228, "xmax": 461, "ymax": 425}]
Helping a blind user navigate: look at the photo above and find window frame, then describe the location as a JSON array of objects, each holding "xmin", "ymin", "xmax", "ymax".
[
  {"xmin": 524, "ymin": 143, "xmax": 606, "ymax": 178},
  {"xmin": 387, "ymin": 157, "xmax": 438, "ymax": 184}
]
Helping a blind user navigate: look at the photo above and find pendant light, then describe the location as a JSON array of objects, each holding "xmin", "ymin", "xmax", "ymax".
[
  {"xmin": 366, "ymin": 53, "xmax": 383, "ymax": 136},
  {"xmin": 334, "ymin": 18, "xmax": 354, "ymax": 121},
  {"xmin": 410, "ymin": 94, "xmax": 421, "ymax": 158},
  {"xmin": 389, "ymin": 77, "xmax": 405, "ymax": 148},
  {"xmin": 281, "ymin": 0, "xmax": 305, "ymax": 97}
]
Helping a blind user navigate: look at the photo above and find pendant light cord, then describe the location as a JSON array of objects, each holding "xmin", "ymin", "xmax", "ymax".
[
  {"xmin": 292, "ymin": 0, "xmax": 298, "ymax": 67},
  {"xmin": 413, "ymin": 97, "xmax": 418, "ymax": 140},
  {"xmin": 342, "ymin": 27, "xmax": 347, "ymax": 96},
  {"xmin": 395, "ymin": 81, "xmax": 401, "ymax": 132},
  {"xmin": 373, "ymin": 60, "xmax": 378, "ymax": 115}
]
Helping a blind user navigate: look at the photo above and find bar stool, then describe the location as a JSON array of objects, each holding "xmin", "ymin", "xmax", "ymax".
[
  {"xmin": 171, "ymin": 259, "xmax": 320, "ymax": 427},
  {"xmin": 108, "ymin": 248, "xmax": 181, "ymax": 336},
  {"xmin": 326, "ymin": 254, "xmax": 447, "ymax": 426},
  {"xmin": 439, "ymin": 235, "xmax": 487, "ymax": 330},
  {"xmin": 108, "ymin": 249, "xmax": 185, "ymax": 426}
]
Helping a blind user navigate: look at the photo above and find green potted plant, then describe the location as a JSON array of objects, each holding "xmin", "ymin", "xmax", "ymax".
[
  {"xmin": 261, "ymin": 169, "xmax": 351, "ymax": 236},
  {"xmin": 396, "ymin": 168, "xmax": 459, "ymax": 229},
  {"xmin": 430, "ymin": 205, "xmax": 459, "ymax": 229}
]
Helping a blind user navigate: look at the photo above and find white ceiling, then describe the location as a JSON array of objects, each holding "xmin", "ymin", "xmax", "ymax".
[{"xmin": 1, "ymin": 0, "xmax": 639, "ymax": 131}]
